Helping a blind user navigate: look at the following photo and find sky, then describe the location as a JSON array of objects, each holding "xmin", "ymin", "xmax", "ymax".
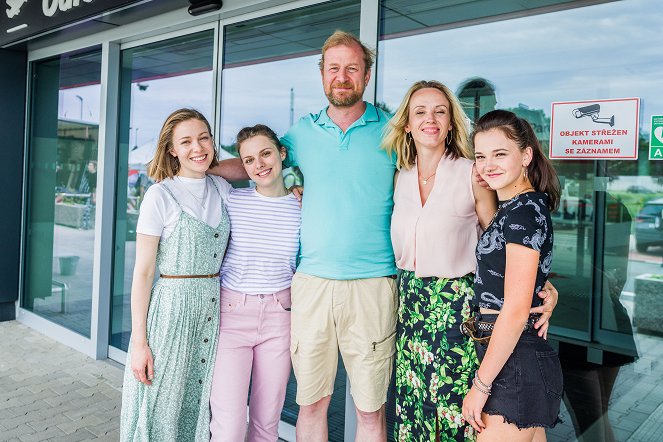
[{"xmin": 58, "ymin": 0, "xmax": 663, "ymax": 162}]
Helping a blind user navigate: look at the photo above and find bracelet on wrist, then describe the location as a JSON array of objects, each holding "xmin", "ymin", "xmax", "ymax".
[
  {"xmin": 474, "ymin": 372, "xmax": 492, "ymax": 391},
  {"xmin": 472, "ymin": 377, "xmax": 491, "ymax": 395}
]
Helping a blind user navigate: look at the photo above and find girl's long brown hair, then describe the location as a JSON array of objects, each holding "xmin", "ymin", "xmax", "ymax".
[{"xmin": 472, "ymin": 109, "xmax": 560, "ymax": 211}]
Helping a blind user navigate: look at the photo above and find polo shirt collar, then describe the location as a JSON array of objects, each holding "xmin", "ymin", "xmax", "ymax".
[{"xmin": 314, "ymin": 101, "xmax": 380, "ymax": 129}]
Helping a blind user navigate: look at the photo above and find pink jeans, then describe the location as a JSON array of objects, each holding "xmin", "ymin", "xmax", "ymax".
[{"xmin": 210, "ymin": 287, "xmax": 292, "ymax": 442}]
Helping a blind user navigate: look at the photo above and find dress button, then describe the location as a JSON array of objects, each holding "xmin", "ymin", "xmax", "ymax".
[
  {"xmin": 214, "ymin": 253, "xmax": 217, "ymax": 258},
  {"xmin": 198, "ymin": 379, "xmax": 202, "ymax": 384},
  {"xmin": 214, "ymin": 233, "xmax": 219, "ymax": 238},
  {"xmin": 201, "ymin": 358, "xmax": 206, "ymax": 363},
  {"xmin": 204, "ymin": 338, "xmax": 209, "ymax": 343},
  {"xmin": 212, "ymin": 298, "xmax": 216, "ymax": 302},
  {"xmin": 207, "ymin": 316, "xmax": 212, "ymax": 321}
]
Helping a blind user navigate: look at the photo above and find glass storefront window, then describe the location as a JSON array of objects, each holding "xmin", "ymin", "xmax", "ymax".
[
  {"xmin": 378, "ymin": 0, "xmax": 663, "ymax": 439},
  {"xmin": 110, "ymin": 30, "xmax": 216, "ymax": 352},
  {"xmin": 221, "ymin": 2, "xmax": 360, "ymax": 437},
  {"xmin": 23, "ymin": 47, "xmax": 102, "ymax": 337}
]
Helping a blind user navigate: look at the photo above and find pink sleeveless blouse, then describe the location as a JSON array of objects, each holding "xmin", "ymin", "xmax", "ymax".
[{"xmin": 391, "ymin": 155, "xmax": 480, "ymax": 278}]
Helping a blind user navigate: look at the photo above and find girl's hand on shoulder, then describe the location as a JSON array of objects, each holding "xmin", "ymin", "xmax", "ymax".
[
  {"xmin": 462, "ymin": 386, "xmax": 488, "ymax": 433},
  {"xmin": 472, "ymin": 163, "xmax": 492, "ymax": 190},
  {"xmin": 131, "ymin": 342, "xmax": 155, "ymax": 386}
]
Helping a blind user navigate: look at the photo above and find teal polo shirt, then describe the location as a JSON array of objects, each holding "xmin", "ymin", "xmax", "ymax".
[{"xmin": 281, "ymin": 102, "xmax": 397, "ymax": 280}]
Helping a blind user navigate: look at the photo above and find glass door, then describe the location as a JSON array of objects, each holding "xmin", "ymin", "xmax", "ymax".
[
  {"xmin": 221, "ymin": 2, "xmax": 360, "ymax": 438},
  {"xmin": 110, "ymin": 29, "xmax": 216, "ymax": 352},
  {"xmin": 23, "ymin": 47, "xmax": 102, "ymax": 337}
]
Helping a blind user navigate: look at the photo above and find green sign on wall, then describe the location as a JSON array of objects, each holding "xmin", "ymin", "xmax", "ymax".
[{"xmin": 650, "ymin": 115, "xmax": 663, "ymax": 160}]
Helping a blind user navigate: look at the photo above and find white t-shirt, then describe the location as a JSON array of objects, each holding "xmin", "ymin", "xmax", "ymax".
[{"xmin": 136, "ymin": 175, "xmax": 232, "ymax": 241}]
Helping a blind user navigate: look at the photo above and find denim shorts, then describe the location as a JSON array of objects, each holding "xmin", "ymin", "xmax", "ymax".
[{"xmin": 474, "ymin": 314, "xmax": 563, "ymax": 429}]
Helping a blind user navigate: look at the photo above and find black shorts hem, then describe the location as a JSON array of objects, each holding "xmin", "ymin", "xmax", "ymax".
[{"xmin": 483, "ymin": 409, "xmax": 562, "ymax": 430}]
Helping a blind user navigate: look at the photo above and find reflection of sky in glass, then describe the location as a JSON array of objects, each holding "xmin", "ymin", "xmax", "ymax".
[
  {"xmin": 220, "ymin": 55, "xmax": 327, "ymax": 146},
  {"xmin": 59, "ymin": 85, "xmax": 101, "ymax": 122},
  {"xmin": 58, "ymin": 72, "xmax": 213, "ymax": 151},
  {"xmin": 377, "ymin": 0, "xmax": 662, "ymax": 134},
  {"xmin": 128, "ymin": 72, "xmax": 214, "ymax": 149},
  {"xmin": 58, "ymin": 0, "xmax": 662, "ymax": 144}
]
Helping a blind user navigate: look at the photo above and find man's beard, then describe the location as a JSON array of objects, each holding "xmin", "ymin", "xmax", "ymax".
[{"xmin": 326, "ymin": 82, "xmax": 364, "ymax": 107}]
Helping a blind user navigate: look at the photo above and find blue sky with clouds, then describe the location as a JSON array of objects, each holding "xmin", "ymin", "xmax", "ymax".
[{"xmin": 59, "ymin": 0, "xmax": 662, "ymax": 157}]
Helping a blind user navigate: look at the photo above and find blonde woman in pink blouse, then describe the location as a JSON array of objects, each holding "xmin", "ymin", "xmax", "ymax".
[{"xmin": 384, "ymin": 80, "xmax": 557, "ymax": 442}]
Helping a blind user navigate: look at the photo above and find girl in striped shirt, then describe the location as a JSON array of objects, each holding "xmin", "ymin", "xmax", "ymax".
[{"xmin": 209, "ymin": 125, "xmax": 301, "ymax": 442}]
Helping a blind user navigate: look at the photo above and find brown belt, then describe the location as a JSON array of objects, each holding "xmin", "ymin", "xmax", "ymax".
[{"xmin": 160, "ymin": 271, "xmax": 220, "ymax": 279}]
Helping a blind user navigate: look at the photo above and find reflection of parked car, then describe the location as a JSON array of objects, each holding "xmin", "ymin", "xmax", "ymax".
[
  {"xmin": 627, "ymin": 185, "xmax": 652, "ymax": 194},
  {"xmin": 635, "ymin": 198, "xmax": 663, "ymax": 252},
  {"xmin": 551, "ymin": 195, "xmax": 593, "ymax": 228}
]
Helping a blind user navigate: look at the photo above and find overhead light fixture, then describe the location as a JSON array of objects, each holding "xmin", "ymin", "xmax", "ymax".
[{"xmin": 188, "ymin": 0, "xmax": 222, "ymax": 16}]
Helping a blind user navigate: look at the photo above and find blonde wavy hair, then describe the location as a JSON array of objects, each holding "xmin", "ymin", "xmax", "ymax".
[
  {"xmin": 382, "ymin": 80, "xmax": 472, "ymax": 170},
  {"xmin": 147, "ymin": 108, "xmax": 219, "ymax": 182}
]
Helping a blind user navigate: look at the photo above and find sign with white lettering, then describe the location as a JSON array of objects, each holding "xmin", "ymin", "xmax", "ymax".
[
  {"xmin": 1, "ymin": 0, "xmax": 142, "ymax": 47},
  {"xmin": 549, "ymin": 98, "xmax": 640, "ymax": 160},
  {"xmin": 649, "ymin": 115, "xmax": 663, "ymax": 160}
]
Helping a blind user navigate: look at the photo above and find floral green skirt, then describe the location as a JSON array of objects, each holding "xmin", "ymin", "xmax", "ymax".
[{"xmin": 395, "ymin": 270, "xmax": 477, "ymax": 442}]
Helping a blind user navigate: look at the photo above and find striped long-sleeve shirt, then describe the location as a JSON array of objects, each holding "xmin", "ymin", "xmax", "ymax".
[{"xmin": 220, "ymin": 188, "xmax": 301, "ymax": 294}]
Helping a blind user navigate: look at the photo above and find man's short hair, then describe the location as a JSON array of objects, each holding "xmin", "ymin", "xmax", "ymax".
[{"xmin": 318, "ymin": 30, "xmax": 375, "ymax": 72}]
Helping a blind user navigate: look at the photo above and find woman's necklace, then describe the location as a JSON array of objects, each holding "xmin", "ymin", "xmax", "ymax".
[
  {"xmin": 419, "ymin": 171, "xmax": 437, "ymax": 185},
  {"xmin": 177, "ymin": 176, "xmax": 209, "ymax": 210},
  {"xmin": 489, "ymin": 187, "xmax": 535, "ymax": 226}
]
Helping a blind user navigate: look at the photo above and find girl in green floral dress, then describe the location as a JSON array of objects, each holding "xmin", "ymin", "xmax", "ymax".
[{"xmin": 120, "ymin": 109, "xmax": 231, "ymax": 441}]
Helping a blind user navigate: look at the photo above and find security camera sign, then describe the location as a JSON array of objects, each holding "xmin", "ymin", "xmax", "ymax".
[{"xmin": 550, "ymin": 98, "xmax": 640, "ymax": 160}]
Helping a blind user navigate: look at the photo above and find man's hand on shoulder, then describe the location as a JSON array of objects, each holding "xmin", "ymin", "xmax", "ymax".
[{"xmin": 208, "ymin": 157, "xmax": 249, "ymax": 181}]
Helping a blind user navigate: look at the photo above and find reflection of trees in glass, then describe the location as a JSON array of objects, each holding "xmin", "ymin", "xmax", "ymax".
[
  {"xmin": 55, "ymin": 120, "xmax": 98, "ymax": 196},
  {"xmin": 507, "ymin": 104, "xmax": 550, "ymax": 145},
  {"xmin": 606, "ymin": 141, "xmax": 663, "ymax": 221},
  {"xmin": 375, "ymin": 101, "xmax": 394, "ymax": 115},
  {"xmin": 219, "ymin": 143, "xmax": 239, "ymax": 158}
]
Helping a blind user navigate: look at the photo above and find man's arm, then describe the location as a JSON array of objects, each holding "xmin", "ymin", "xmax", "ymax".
[{"xmin": 208, "ymin": 157, "xmax": 249, "ymax": 182}]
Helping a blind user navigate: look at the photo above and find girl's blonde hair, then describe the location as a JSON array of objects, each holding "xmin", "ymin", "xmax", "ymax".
[
  {"xmin": 147, "ymin": 108, "xmax": 219, "ymax": 181},
  {"xmin": 383, "ymin": 80, "xmax": 472, "ymax": 170}
]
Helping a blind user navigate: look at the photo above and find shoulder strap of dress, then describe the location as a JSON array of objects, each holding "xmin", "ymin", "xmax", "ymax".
[
  {"xmin": 160, "ymin": 181, "xmax": 183, "ymax": 208},
  {"xmin": 207, "ymin": 175, "xmax": 223, "ymax": 198}
]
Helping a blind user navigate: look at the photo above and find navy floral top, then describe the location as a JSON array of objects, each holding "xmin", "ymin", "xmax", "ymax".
[{"xmin": 474, "ymin": 191, "xmax": 553, "ymax": 311}]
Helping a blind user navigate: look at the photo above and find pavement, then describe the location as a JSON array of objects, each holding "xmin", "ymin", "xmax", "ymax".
[
  {"xmin": 3, "ymin": 313, "xmax": 663, "ymax": 442},
  {"xmin": 0, "ymin": 321, "xmax": 123, "ymax": 441}
]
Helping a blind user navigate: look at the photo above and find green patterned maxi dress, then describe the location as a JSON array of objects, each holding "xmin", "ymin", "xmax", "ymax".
[
  {"xmin": 395, "ymin": 270, "xmax": 478, "ymax": 442},
  {"xmin": 121, "ymin": 182, "xmax": 230, "ymax": 441}
]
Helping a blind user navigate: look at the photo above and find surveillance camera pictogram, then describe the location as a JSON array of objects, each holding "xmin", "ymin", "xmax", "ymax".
[{"xmin": 572, "ymin": 104, "xmax": 615, "ymax": 127}]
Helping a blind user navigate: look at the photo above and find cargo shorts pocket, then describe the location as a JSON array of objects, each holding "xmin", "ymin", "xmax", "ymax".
[
  {"xmin": 367, "ymin": 331, "xmax": 396, "ymax": 362},
  {"xmin": 536, "ymin": 350, "xmax": 563, "ymax": 399}
]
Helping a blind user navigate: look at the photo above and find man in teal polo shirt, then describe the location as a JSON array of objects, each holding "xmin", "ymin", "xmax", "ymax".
[
  {"xmin": 211, "ymin": 30, "xmax": 396, "ymax": 441},
  {"xmin": 282, "ymin": 31, "xmax": 396, "ymax": 442}
]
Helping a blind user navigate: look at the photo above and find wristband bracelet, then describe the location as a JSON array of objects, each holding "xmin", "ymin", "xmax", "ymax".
[
  {"xmin": 472, "ymin": 377, "xmax": 491, "ymax": 395},
  {"xmin": 474, "ymin": 372, "xmax": 492, "ymax": 391}
]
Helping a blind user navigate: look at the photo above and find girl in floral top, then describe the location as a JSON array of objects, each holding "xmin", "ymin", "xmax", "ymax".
[{"xmin": 462, "ymin": 110, "xmax": 562, "ymax": 440}]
